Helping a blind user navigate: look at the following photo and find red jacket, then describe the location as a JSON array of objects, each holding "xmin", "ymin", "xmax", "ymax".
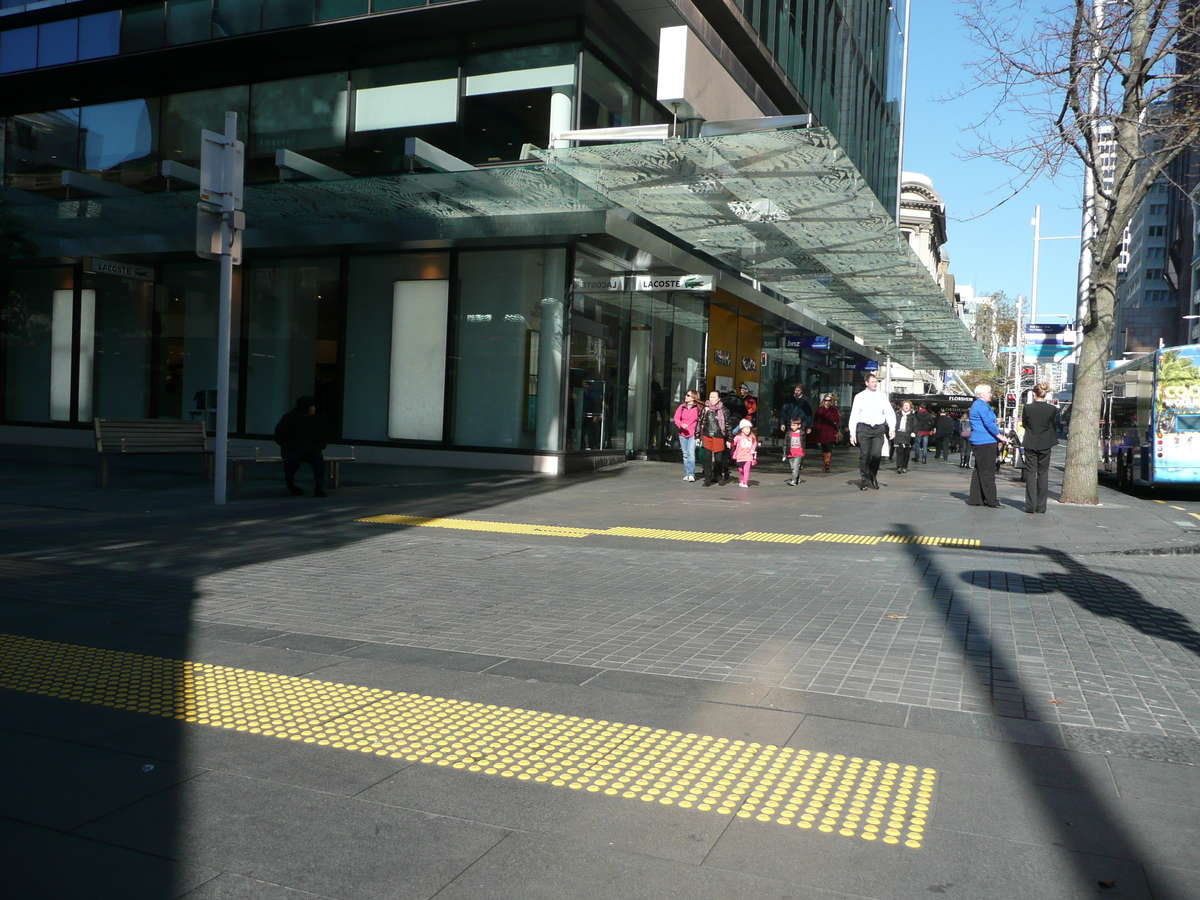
[{"xmin": 812, "ymin": 405, "xmax": 841, "ymax": 444}]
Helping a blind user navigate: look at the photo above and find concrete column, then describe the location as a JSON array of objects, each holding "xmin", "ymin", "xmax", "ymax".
[
  {"xmin": 549, "ymin": 85, "xmax": 573, "ymax": 149},
  {"xmin": 535, "ymin": 250, "xmax": 566, "ymax": 451}
]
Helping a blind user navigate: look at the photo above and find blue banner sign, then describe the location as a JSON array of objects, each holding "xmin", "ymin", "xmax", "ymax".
[{"xmin": 783, "ymin": 334, "xmax": 831, "ymax": 350}]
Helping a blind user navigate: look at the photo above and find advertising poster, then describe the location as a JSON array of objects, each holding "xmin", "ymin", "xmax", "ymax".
[{"xmin": 1155, "ymin": 347, "xmax": 1200, "ymax": 481}]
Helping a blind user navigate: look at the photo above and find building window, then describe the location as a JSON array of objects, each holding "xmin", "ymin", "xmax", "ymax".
[
  {"xmin": 79, "ymin": 11, "xmax": 122, "ymax": 60},
  {"xmin": 1149, "ymin": 204, "xmax": 1166, "ymax": 215},
  {"xmin": 37, "ymin": 18, "xmax": 78, "ymax": 67},
  {"xmin": 347, "ymin": 58, "xmax": 459, "ymax": 172},
  {"xmin": 249, "ymin": 72, "xmax": 348, "ymax": 180},
  {"xmin": 3, "ymin": 108, "xmax": 81, "ymax": 195},
  {"xmin": 1147, "ymin": 225, "xmax": 1164, "ymax": 237},
  {"xmin": 1146, "ymin": 268, "xmax": 1164, "ymax": 280},
  {"xmin": 261, "ymin": 0, "xmax": 312, "ymax": 30},
  {"xmin": 121, "ymin": 3, "xmax": 165, "ymax": 52},
  {"xmin": 161, "ymin": 86, "xmax": 250, "ymax": 170},
  {"xmin": 167, "ymin": 0, "xmax": 213, "ymax": 44},
  {"xmin": 2, "ymin": 267, "xmax": 76, "ymax": 423},
  {"xmin": 0, "ymin": 26, "xmax": 38, "ymax": 73},
  {"xmin": 317, "ymin": 0, "xmax": 366, "ymax": 22},
  {"xmin": 80, "ymin": 99, "xmax": 160, "ymax": 190},
  {"xmin": 580, "ymin": 52, "xmax": 635, "ymax": 130}
]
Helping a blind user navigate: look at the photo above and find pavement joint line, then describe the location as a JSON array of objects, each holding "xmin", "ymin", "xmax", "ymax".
[
  {"xmin": 0, "ymin": 632, "xmax": 936, "ymax": 850},
  {"xmin": 355, "ymin": 514, "xmax": 980, "ymax": 549}
]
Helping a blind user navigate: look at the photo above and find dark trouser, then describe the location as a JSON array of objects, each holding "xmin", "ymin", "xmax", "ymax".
[
  {"xmin": 284, "ymin": 452, "xmax": 324, "ymax": 490},
  {"xmin": 704, "ymin": 447, "xmax": 730, "ymax": 484},
  {"xmin": 857, "ymin": 423, "xmax": 887, "ymax": 484},
  {"xmin": 894, "ymin": 443, "xmax": 911, "ymax": 470},
  {"xmin": 960, "ymin": 442, "xmax": 973, "ymax": 467},
  {"xmin": 1024, "ymin": 447, "xmax": 1052, "ymax": 512},
  {"xmin": 936, "ymin": 435, "xmax": 952, "ymax": 460},
  {"xmin": 968, "ymin": 442, "xmax": 998, "ymax": 506},
  {"xmin": 916, "ymin": 434, "xmax": 929, "ymax": 461}
]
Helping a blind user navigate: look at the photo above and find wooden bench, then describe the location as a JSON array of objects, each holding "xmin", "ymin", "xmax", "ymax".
[
  {"xmin": 229, "ymin": 446, "xmax": 356, "ymax": 492},
  {"xmin": 94, "ymin": 418, "xmax": 212, "ymax": 488}
]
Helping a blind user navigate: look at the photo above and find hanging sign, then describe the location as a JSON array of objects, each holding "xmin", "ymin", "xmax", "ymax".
[
  {"xmin": 84, "ymin": 258, "xmax": 154, "ymax": 281},
  {"xmin": 632, "ymin": 274, "xmax": 714, "ymax": 292}
]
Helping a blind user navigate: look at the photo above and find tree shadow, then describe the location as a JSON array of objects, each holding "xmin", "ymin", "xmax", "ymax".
[
  {"xmin": 960, "ymin": 547, "xmax": 1200, "ymax": 657},
  {"xmin": 892, "ymin": 524, "xmax": 1181, "ymax": 898}
]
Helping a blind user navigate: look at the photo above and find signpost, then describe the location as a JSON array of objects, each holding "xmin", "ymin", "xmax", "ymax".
[{"xmin": 197, "ymin": 112, "xmax": 245, "ymax": 505}]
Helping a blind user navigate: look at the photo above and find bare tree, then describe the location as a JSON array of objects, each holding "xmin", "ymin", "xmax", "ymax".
[{"xmin": 960, "ymin": 0, "xmax": 1200, "ymax": 503}]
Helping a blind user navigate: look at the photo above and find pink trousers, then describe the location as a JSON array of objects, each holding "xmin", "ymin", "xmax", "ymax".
[{"xmin": 738, "ymin": 461, "xmax": 752, "ymax": 485}]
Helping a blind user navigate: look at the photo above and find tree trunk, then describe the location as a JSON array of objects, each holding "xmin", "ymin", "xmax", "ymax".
[{"xmin": 1060, "ymin": 262, "xmax": 1118, "ymax": 504}]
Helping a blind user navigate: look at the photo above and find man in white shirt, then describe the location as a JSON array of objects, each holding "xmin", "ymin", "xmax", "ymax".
[{"xmin": 848, "ymin": 373, "xmax": 896, "ymax": 490}]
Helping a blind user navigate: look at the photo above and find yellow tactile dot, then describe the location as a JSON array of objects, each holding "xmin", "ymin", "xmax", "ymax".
[{"xmin": 0, "ymin": 633, "xmax": 935, "ymax": 850}]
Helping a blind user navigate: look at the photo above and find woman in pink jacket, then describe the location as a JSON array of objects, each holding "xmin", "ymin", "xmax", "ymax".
[{"xmin": 672, "ymin": 390, "xmax": 701, "ymax": 482}]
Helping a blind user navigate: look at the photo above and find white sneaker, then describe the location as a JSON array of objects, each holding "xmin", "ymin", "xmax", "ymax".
[{"xmin": 738, "ymin": 482, "xmax": 749, "ymax": 488}]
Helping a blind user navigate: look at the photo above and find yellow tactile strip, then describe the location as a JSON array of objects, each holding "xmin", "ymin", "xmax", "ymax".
[
  {"xmin": 357, "ymin": 514, "xmax": 980, "ymax": 548},
  {"xmin": 0, "ymin": 633, "xmax": 937, "ymax": 848}
]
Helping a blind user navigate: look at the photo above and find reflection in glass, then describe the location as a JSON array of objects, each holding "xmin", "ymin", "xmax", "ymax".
[
  {"xmin": 161, "ymin": 86, "xmax": 249, "ymax": 169},
  {"xmin": 261, "ymin": 0, "xmax": 311, "ymax": 30},
  {"xmin": 80, "ymin": 99, "xmax": 159, "ymax": 189},
  {"xmin": 89, "ymin": 273, "xmax": 155, "ymax": 419},
  {"xmin": 580, "ymin": 52, "xmax": 634, "ymax": 129},
  {"xmin": 213, "ymin": 0, "xmax": 261, "ymax": 35},
  {"xmin": 121, "ymin": 3, "xmax": 165, "ymax": 52},
  {"xmin": 3, "ymin": 109, "xmax": 81, "ymax": 196},
  {"xmin": 316, "ymin": 0, "xmax": 365, "ymax": 20},
  {"xmin": 0, "ymin": 26, "xmax": 37, "ymax": 73},
  {"xmin": 167, "ymin": 0, "xmax": 212, "ymax": 44},
  {"xmin": 251, "ymin": 73, "xmax": 348, "ymax": 178},
  {"xmin": 79, "ymin": 11, "xmax": 122, "ymax": 60},
  {"xmin": 348, "ymin": 59, "xmax": 459, "ymax": 173},
  {"xmin": 2, "ymin": 267, "xmax": 73, "ymax": 422},
  {"xmin": 37, "ymin": 18, "xmax": 78, "ymax": 67},
  {"xmin": 244, "ymin": 258, "xmax": 340, "ymax": 435},
  {"xmin": 453, "ymin": 249, "xmax": 566, "ymax": 450}
]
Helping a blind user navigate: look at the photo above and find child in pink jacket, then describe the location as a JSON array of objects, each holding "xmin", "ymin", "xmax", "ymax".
[{"xmin": 731, "ymin": 419, "xmax": 758, "ymax": 488}]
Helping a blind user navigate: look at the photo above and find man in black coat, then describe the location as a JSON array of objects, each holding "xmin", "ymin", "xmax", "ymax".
[
  {"xmin": 933, "ymin": 410, "xmax": 956, "ymax": 461},
  {"xmin": 1021, "ymin": 384, "xmax": 1059, "ymax": 513},
  {"xmin": 274, "ymin": 395, "xmax": 328, "ymax": 497}
]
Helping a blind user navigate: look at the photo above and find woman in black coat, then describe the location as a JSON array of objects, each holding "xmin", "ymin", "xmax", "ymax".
[{"xmin": 892, "ymin": 401, "xmax": 918, "ymax": 474}]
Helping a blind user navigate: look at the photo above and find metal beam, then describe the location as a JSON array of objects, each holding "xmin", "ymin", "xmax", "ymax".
[
  {"xmin": 61, "ymin": 170, "xmax": 141, "ymax": 198},
  {"xmin": 161, "ymin": 160, "xmax": 202, "ymax": 186},
  {"xmin": 402, "ymin": 137, "xmax": 475, "ymax": 173},
  {"xmin": 274, "ymin": 149, "xmax": 348, "ymax": 182}
]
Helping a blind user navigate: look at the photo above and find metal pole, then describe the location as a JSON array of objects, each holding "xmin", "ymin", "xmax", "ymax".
[
  {"xmin": 894, "ymin": 0, "xmax": 912, "ymax": 224},
  {"xmin": 1014, "ymin": 291, "xmax": 1025, "ymax": 429},
  {"xmin": 213, "ymin": 111, "xmax": 236, "ymax": 506},
  {"xmin": 1030, "ymin": 205, "xmax": 1042, "ymax": 324}
]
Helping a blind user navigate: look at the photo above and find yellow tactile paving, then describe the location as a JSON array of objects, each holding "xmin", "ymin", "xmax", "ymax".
[
  {"xmin": 0, "ymin": 633, "xmax": 937, "ymax": 849},
  {"xmin": 357, "ymin": 514, "xmax": 979, "ymax": 549}
]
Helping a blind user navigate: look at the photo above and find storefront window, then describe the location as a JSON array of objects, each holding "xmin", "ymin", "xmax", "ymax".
[
  {"xmin": 568, "ymin": 288, "xmax": 627, "ymax": 453},
  {"xmin": 87, "ymin": 271, "xmax": 155, "ymax": 419},
  {"xmin": 348, "ymin": 59, "xmax": 459, "ymax": 174},
  {"xmin": 2, "ymin": 267, "xmax": 74, "ymax": 422},
  {"xmin": 343, "ymin": 252, "xmax": 449, "ymax": 441},
  {"xmin": 80, "ymin": 99, "xmax": 160, "ymax": 191},
  {"xmin": 243, "ymin": 258, "xmax": 340, "ymax": 435},
  {"xmin": 161, "ymin": 86, "xmax": 249, "ymax": 170},
  {"xmin": 461, "ymin": 43, "xmax": 576, "ymax": 164},
  {"xmin": 452, "ymin": 248, "xmax": 566, "ymax": 450}
]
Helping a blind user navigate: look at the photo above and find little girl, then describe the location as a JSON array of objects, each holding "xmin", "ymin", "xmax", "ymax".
[{"xmin": 731, "ymin": 419, "xmax": 758, "ymax": 488}]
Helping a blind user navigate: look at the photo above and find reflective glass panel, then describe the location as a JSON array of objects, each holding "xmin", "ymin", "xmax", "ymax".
[
  {"xmin": 261, "ymin": 0, "xmax": 311, "ymax": 30},
  {"xmin": 121, "ymin": 3, "xmax": 165, "ymax": 52},
  {"xmin": 87, "ymin": 271, "xmax": 155, "ymax": 419},
  {"xmin": 580, "ymin": 52, "xmax": 634, "ymax": 129},
  {"xmin": 316, "ymin": 0, "xmax": 365, "ymax": 21},
  {"xmin": 212, "ymin": 0, "xmax": 261, "ymax": 36},
  {"xmin": 166, "ymin": 0, "xmax": 212, "ymax": 44},
  {"xmin": 80, "ymin": 98, "xmax": 159, "ymax": 190},
  {"xmin": 3, "ymin": 108, "xmax": 81, "ymax": 196},
  {"xmin": 0, "ymin": 26, "xmax": 37, "ymax": 73},
  {"xmin": 78, "ymin": 11, "xmax": 121, "ymax": 60},
  {"xmin": 348, "ymin": 59, "xmax": 459, "ymax": 174},
  {"xmin": 37, "ymin": 18, "xmax": 78, "ymax": 67},
  {"xmin": 2, "ymin": 267, "xmax": 74, "ymax": 423},
  {"xmin": 250, "ymin": 72, "xmax": 348, "ymax": 179},
  {"xmin": 161, "ymin": 85, "xmax": 250, "ymax": 169}
]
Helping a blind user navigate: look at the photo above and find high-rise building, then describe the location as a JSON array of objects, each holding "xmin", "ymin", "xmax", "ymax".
[{"xmin": 0, "ymin": 0, "xmax": 986, "ymax": 471}]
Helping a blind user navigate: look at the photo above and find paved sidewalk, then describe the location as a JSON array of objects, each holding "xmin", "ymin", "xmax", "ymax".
[{"xmin": 2, "ymin": 448, "xmax": 1199, "ymax": 898}]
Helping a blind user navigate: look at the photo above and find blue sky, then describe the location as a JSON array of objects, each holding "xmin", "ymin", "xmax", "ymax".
[{"xmin": 902, "ymin": 0, "xmax": 1082, "ymax": 322}]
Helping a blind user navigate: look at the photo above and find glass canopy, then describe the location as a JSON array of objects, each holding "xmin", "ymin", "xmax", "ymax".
[{"xmin": 537, "ymin": 129, "xmax": 989, "ymax": 370}]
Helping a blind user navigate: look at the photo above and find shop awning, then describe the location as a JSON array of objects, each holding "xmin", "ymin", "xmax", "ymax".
[{"xmin": 536, "ymin": 129, "xmax": 989, "ymax": 370}]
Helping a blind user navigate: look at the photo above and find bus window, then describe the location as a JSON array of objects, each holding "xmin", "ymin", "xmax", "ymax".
[{"xmin": 1175, "ymin": 414, "xmax": 1200, "ymax": 432}]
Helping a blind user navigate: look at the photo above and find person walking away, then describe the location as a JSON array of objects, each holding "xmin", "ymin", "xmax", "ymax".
[
  {"xmin": 672, "ymin": 390, "xmax": 701, "ymax": 482},
  {"xmin": 848, "ymin": 374, "xmax": 896, "ymax": 490},
  {"xmin": 274, "ymin": 395, "xmax": 328, "ymax": 497},
  {"xmin": 779, "ymin": 384, "xmax": 814, "ymax": 466},
  {"xmin": 914, "ymin": 405, "xmax": 934, "ymax": 463},
  {"xmin": 958, "ymin": 413, "xmax": 974, "ymax": 468},
  {"xmin": 893, "ymin": 401, "xmax": 917, "ymax": 474},
  {"xmin": 699, "ymin": 391, "xmax": 733, "ymax": 486},
  {"xmin": 1021, "ymin": 383, "xmax": 1059, "ymax": 513},
  {"xmin": 731, "ymin": 419, "xmax": 758, "ymax": 488},
  {"xmin": 966, "ymin": 384, "xmax": 1009, "ymax": 508},
  {"xmin": 812, "ymin": 393, "xmax": 841, "ymax": 472},
  {"xmin": 784, "ymin": 418, "xmax": 807, "ymax": 485},
  {"xmin": 934, "ymin": 409, "xmax": 955, "ymax": 461}
]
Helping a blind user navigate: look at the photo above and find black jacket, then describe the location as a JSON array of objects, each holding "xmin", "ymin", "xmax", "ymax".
[
  {"xmin": 780, "ymin": 397, "xmax": 814, "ymax": 428},
  {"xmin": 699, "ymin": 404, "xmax": 734, "ymax": 441},
  {"xmin": 274, "ymin": 401, "xmax": 328, "ymax": 457},
  {"xmin": 893, "ymin": 411, "xmax": 918, "ymax": 447},
  {"xmin": 934, "ymin": 413, "xmax": 956, "ymax": 437},
  {"xmin": 914, "ymin": 410, "xmax": 934, "ymax": 434},
  {"xmin": 1022, "ymin": 401, "xmax": 1059, "ymax": 452}
]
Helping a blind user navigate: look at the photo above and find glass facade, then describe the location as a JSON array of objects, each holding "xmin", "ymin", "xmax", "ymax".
[{"xmin": 729, "ymin": 0, "xmax": 903, "ymax": 211}]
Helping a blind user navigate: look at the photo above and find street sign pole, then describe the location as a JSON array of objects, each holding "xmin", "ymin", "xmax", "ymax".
[{"xmin": 198, "ymin": 111, "xmax": 245, "ymax": 505}]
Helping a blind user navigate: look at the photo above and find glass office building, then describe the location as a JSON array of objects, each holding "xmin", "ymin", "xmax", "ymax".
[{"xmin": 1, "ymin": 1, "xmax": 978, "ymax": 472}]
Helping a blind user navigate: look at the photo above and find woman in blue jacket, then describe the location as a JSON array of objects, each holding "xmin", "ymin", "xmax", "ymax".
[{"xmin": 966, "ymin": 384, "xmax": 1009, "ymax": 508}]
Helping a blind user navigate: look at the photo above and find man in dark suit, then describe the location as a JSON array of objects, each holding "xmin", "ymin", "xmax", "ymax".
[{"xmin": 1021, "ymin": 383, "xmax": 1059, "ymax": 513}]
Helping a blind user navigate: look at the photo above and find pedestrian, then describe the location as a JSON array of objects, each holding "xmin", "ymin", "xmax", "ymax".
[
  {"xmin": 672, "ymin": 390, "xmax": 701, "ymax": 482},
  {"xmin": 731, "ymin": 419, "xmax": 758, "ymax": 488},
  {"xmin": 893, "ymin": 400, "xmax": 917, "ymax": 473},
  {"xmin": 779, "ymin": 384, "xmax": 814, "ymax": 466},
  {"xmin": 914, "ymin": 404, "xmax": 934, "ymax": 463},
  {"xmin": 966, "ymin": 384, "xmax": 1009, "ymax": 508},
  {"xmin": 934, "ymin": 409, "xmax": 955, "ymax": 461},
  {"xmin": 698, "ymin": 390, "xmax": 734, "ymax": 486},
  {"xmin": 784, "ymin": 418, "xmax": 807, "ymax": 485},
  {"xmin": 958, "ymin": 413, "xmax": 974, "ymax": 468},
  {"xmin": 273, "ymin": 395, "xmax": 328, "ymax": 497},
  {"xmin": 728, "ymin": 383, "xmax": 758, "ymax": 425},
  {"xmin": 848, "ymin": 373, "xmax": 896, "ymax": 490},
  {"xmin": 1021, "ymin": 382, "xmax": 1059, "ymax": 514},
  {"xmin": 812, "ymin": 393, "xmax": 841, "ymax": 472}
]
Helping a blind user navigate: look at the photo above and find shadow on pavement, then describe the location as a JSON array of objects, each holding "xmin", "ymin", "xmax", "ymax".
[
  {"xmin": 958, "ymin": 547, "xmax": 1200, "ymax": 657},
  {"xmin": 893, "ymin": 524, "xmax": 1178, "ymax": 898}
]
